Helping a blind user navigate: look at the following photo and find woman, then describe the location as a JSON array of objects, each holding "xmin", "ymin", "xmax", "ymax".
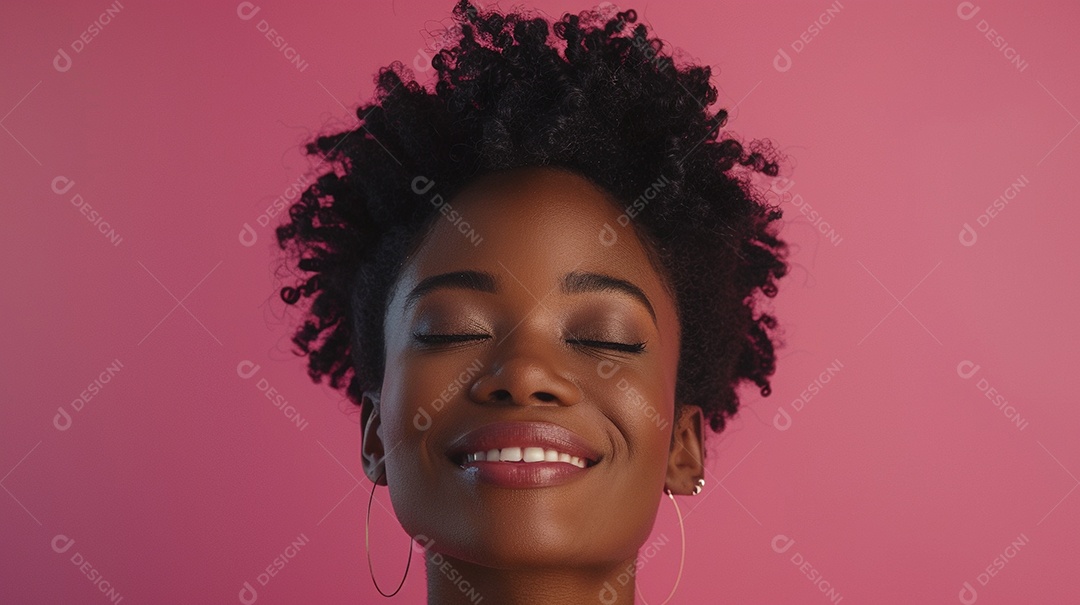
[{"xmin": 274, "ymin": 1, "xmax": 788, "ymax": 602}]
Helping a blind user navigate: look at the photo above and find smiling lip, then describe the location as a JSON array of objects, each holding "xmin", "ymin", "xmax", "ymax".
[{"xmin": 446, "ymin": 421, "xmax": 603, "ymax": 488}]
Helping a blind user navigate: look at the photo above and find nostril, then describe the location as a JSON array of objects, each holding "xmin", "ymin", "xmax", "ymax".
[{"xmin": 534, "ymin": 392, "xmax": 556, "ymax": 402}]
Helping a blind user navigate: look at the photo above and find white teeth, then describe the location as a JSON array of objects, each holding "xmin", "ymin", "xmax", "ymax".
[{"xmin": 464, "ymin": 447, "xmax": 589, "ymax": 468}]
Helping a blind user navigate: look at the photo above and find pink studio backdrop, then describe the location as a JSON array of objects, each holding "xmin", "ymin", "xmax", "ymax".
[{"xmin": 2, "ymin": 0, "xmax": 1078, "ymax": 603}]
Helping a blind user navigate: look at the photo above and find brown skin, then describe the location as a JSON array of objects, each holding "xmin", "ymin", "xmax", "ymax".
[{"xmin": 360, "ymin": 166, "xmax": 705, "ymax": 605}]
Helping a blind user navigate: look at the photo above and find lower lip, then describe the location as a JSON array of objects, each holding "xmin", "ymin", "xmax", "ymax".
[{"xmin": 454, "ymin": 460, "xmax": 593, "ymax": 488}]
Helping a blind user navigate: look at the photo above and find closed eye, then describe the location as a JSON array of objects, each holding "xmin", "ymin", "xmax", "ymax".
[
  {"xmin": 567, "ymin": 339, "xmax": 646, "ymax": 354},
  {"xmin": 413, "ymin": 333, "xmax": 489, "ymax": 345},
  {"xmin": 413, "ymin": 334, "xmax": 646, "ymax": 353}
]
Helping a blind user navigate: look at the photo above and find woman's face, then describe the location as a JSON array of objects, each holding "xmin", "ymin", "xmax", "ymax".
[{"xmin": 362, "ymin": 166, "xmax": 702, "ymax": 569}]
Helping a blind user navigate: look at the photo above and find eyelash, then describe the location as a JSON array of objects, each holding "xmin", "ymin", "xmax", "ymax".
[{"xmin": 413, "ymin": 333, "xmax": 646, "ymax": 353}]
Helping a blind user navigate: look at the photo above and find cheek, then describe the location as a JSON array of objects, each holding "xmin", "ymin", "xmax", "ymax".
[
  {"xmin": 375, "ymin": 370, "xmax": 447, "ymax": 539},
  {"xmin": 376, "ymin": 379, "xmax": 421, "ymax": 448},
  {"xmin": 383, "ymin": 352, "xmax": 480, "ymax": 434},
  {"xmin": 373, "ymin": 359, "xmax": 432, "ymax": 485},
  {"xmin": 579, "ymin": 364, "xmax": 674, "ymax": 557},
  {"xmin": 378, "ymin": 352, "xmax": 479, "ymax": 480},
  {"xmin": 583, "ymin": 358, "xmax": 673, "ymax": 509},
  {"xmin": 620, "ymin": 383, "xmax": 673, "ymax": 461},
  {"xmin": 590, "ymin": 360, "xmax": 675, "ymax": 467}
]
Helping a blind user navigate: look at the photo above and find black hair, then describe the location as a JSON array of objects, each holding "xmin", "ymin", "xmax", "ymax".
[{"xmin": 274, "ymin": 0, "xmax": 788, "ymax": 437}]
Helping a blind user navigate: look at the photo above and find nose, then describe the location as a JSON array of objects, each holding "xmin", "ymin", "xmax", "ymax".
[{"xmin": 468, "ymin": 333, "xmax": 582, "ymax": 407}]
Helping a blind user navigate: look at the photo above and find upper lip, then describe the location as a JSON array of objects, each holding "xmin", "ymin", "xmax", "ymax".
[{"xmin": 446, "ymin": 421, "xmax": 603, "ymax": 465}]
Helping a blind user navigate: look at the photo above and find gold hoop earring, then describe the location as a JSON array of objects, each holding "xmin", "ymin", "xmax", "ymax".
[
  {"xmin": 639, "ymin": 487, "xmax": 686, "ymax": 605},
  {"xmin": 365, "ymin": 470, "xmax": 413, "ymax": 597}
]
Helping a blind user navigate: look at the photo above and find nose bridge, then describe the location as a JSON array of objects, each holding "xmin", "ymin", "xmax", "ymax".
[{"xmin": 470, "ymin": 320, "xmax": 580, "ymax": 406}]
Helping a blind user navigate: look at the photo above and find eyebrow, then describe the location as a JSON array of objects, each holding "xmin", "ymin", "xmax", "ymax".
[{"xmin": 402, "ymin": 269, "xmax": 657, "ymax": 325}]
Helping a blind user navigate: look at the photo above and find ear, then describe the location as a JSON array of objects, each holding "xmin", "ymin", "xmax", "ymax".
[
  {"xmin": 360, "ymin": 389, "xmax": 388, "ymax": 485},
  {"xmin": 665, "ymin": 404, "xmax": 705, "ymax": 495}
]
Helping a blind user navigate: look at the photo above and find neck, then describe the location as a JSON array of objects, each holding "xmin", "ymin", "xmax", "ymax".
[{"xmin": 424, "ymin": 552, "xmax": 638, "ymax": 605}]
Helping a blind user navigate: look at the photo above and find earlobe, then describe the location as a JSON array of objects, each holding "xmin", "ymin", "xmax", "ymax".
[
  {"xmin": 360, "ymin": 390, "xmax": 388, "ymax": 485},
  {"xmin": 665, "ymin": 404, "xmax": 705, "ymax": 495}
]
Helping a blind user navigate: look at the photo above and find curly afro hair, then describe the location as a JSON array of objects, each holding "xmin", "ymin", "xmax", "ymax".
[{"xmin": 274, "ymin": 0, "xmax": 788, "ymax": 437}]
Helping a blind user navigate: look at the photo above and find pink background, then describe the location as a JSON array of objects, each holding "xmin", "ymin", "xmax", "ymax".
[{"xmin": 3, "ymin": 0, "xmax": 1079, "ymax": 602}]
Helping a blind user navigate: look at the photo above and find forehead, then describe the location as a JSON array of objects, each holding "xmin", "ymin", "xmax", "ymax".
[{"xmin": 400, "ymin": 166, "xmax": 667, "ymax": 299}]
